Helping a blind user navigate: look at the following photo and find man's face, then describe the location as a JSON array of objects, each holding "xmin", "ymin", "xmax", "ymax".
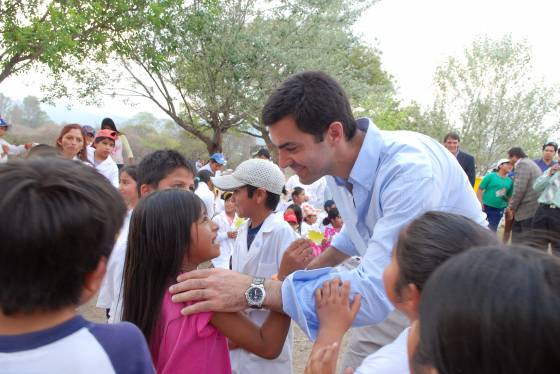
[
  {"xmin": 543, "ymin": 146, "xmax": 556, "ymax": 161},
  {"xmin": 156, "ymin": 167, "xmax": 195, "ymax": 192},
  {"xmin": 444, "ymin": 138, "xmax": 460, "ymax": 154},
  {"xmin": 268, "ymin": 116, "xmax": 333, "ymax": 184},
  {"xmin": 0, "ymin": 127, "xmax": 7, "ymax": 136},
  {"xmin": 509, "ymin": 155, "xmax": 519, "ymax": 165}
]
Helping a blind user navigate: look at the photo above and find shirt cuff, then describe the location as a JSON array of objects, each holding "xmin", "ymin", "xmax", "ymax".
[{"xmin": 331, "ymin": 231, "xmax": 358, "ymax": 256}]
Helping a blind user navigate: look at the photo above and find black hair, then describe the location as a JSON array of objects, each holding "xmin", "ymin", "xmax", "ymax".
[
  {"xmin": 323, "ymin": 199, "xmax": 336, "ymax": 212},
  {"xmin": 246, "ymin": 185, "xmax": 280, "ymax": 211},
  {"xmin": 197, "ymin": 169, "xmax": 213, "ymax": 184},
  {"xmin": 543, "ymin": 141, "xmax": 558, "ymax": 152},
  {"xmin": 322, "ymin": 207, "xmax": 341, "ymax": 226},
  {"xmin": 291, "ymin": 186, "xmax": 305, "ymax": 200},
  {"xmin": 443, "ymin": 132, "xmax": 460, "ymax": 142},
  {"xmin": 286, "ymin": 203, "xmax": 303, "ymax": 231},
  {"xmin": 0, "ymin": 159, "xmax": 126, "ymax": 315},
  {"xmin": 136, "ymin": 149, "xmax": 195, "ymax": 194},
  {"xmin": 221, "ymin": 191, "xmax": 233, "ymax": 201},
  {"xmin": 101, "ymin": 117, "xmax": 118, "ymax": 133},
  {"xmin": 120, "ymin": 165, "xmax": 138, "ymax": 182},
  {"xmin": 394, "ymin": 211, "xmax": 497, "ymax": 296},
  {"xmin": 122, "ymin": 189, "xmax": 203, "ymax": 341},
  {"xmin": 413, "ymin": 245, "xmax": 560, "ymax": 374},
  {"xmin": 507, "ymin": 147, "xmax": 527, "ymax": 159},
  {"xmin": 262, "ymin": 71, "xmax": 357, "ymax": 142},
  {"xmin": 26, "ymin": 144, "xmax": 61, "ymax": 159},
  {"xmin": 254, "ymin": 148, "xmax": 271, "ymax": 160}
]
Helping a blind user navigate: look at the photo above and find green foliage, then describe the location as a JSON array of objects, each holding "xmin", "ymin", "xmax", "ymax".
[{"xmin": 431, "ymin": 35, "xmax": 559, "ymax": 173}]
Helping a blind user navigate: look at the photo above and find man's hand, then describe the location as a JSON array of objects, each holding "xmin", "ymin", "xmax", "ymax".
[
  {"xmin": 278, "ymin": 239, "xmax": 314, "ymax": 280},
  {"xmin": 550, "ymin": 164, "xmax": 560, "ymax": 176},
  {"xmin": 505, "ymin": 207, "xmax": 514, "ymax": 220},
  {"xmin": 24, "ymin": 143, "xmax": 33, "ymax": 150},
  {"xmin": 169, "ymin": 268, "xmax": 252, "ymax": 315}
]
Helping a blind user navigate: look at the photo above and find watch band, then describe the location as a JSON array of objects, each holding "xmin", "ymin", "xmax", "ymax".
[{"xmin": 253, "ymin": 277, "xmax": 265, "ymax": 286}]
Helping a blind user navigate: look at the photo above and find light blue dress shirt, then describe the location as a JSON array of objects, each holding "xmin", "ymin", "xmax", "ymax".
[{"xmin": 281, "ymin": 119, "xmax": 487, "ymax": 340}]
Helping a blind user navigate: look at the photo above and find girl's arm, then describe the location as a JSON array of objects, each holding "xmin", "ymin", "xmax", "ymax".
[
  {"xmin": 305, "ymin": 279, "xmax": 361, "ymax": 373},
  {"xmin": 210, "ymin": 309, "xmax": 291, "ymax": 359}
]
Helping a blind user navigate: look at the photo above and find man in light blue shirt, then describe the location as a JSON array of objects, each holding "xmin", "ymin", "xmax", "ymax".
[
  {"xmin": 169, "ymin": 71, "xmax": 486, "ymax": 351},
  {"xmin": 532, "ymin": 162, "xmax": 560, "ymax": 254}
]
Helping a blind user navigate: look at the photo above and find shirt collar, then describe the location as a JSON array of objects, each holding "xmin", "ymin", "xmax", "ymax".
[{"xmin": 333, "ymin": 118, "xmax": 381, "ymax": 191}]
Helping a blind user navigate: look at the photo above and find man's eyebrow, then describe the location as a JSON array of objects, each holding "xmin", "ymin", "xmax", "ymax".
[{"xmin": 277, "ymin": 142, "xmax": 297, "ymax": 150}]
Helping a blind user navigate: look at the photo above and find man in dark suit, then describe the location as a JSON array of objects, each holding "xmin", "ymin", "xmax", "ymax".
[{"xmin": 443, "ymin": 132, "xmax": 476, "ymax": 186}]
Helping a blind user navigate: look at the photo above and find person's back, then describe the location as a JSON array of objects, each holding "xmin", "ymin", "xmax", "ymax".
[{"xmin": 0, "ymin": 159, "xmax": 153, "ymax": 374}]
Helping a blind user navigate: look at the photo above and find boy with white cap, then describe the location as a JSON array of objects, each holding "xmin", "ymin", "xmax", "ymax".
[{"xmin": 211, "ymin": 158, "xmax": 297, "ymax": 374}]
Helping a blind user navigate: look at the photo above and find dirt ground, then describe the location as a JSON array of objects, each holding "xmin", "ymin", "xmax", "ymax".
[{"xmin": 78, "ymin": 297, "xmax": 349, "ymax": 373}]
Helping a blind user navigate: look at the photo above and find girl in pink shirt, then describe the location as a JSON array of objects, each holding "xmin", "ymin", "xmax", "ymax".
[{"xmin": 121, "ymin": 190, "xmax": 291, "ymax": 373}]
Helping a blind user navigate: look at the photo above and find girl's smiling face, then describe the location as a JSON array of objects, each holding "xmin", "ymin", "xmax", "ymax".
[{"xmin": 187, "ymin": 213, "xmax": 220, "ymax": 268}]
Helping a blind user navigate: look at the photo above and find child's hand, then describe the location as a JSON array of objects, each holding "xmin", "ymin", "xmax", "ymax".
[
  {"xmin": 315, "ymin": 279, "xmax": 361, "ymax": 340},
  {"xmin": 304, "ymin": 342, "xmax": 338, "ymax": 374},
  {"xmin": 227, "ymin": 231, "xmax": 238, "ymax": 239},
  {"xmin": 278, "ymin": 239, "xmax": 314, "ymax": 280}
]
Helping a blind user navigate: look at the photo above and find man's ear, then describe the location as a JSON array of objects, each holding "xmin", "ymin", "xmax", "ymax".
[
  {"xmin": 326, "ymin": 121, "xmax": 344, "ymax": 145},
  {"xmin": 255, "ymin": 188, "xmax": 268, "ymax": 204},
  {"xmin": 140, "ymin": 183, "xmax": 154, "ymax": 197},
  {"xmin": 79, "ymin": 257, "xmax": 108, "ymax": 305}
]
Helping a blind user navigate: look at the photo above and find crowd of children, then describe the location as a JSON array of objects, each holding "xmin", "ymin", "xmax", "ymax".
[{"xmin": 2, "ymin": 117, "xmax": 560, "ymax": 374}]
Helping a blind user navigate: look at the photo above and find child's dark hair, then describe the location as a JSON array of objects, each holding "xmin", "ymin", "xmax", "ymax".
[
  {"xmin": 136, "ymin": 149, "xmax": 195, "ymax": 194},
  {"xmin": 291, "ymin": 186, "xmax": 304, "ymax": 200},
  {"xmin": 120, "ymin": 165, "xmax": 137, "ymax": 181},
  {"xmin": 413, "ymin": 245, "xmax": 560, "ymax": 374},
  {"xmin": 101, "ymin": 117, "xmax": 119, "ymax": 133},
  {"xmin": 26, "ymin": 144, "xmax": 61, "ymax": 159},
  {"xmin": 322, "ymin": 207, "xmax": 340, "ymax": 226},
  {"xmin": 0, "ymin": 159, "xmax": 126, "ymax": 315},
  {"xmin": 222, "ymin": 191, "xmax": 233, "ymax": 201},
  {"xmin": 394, "ymin": 211, "xmax": 497, "ymax": 296},
  {"xmin": 286, "ymin": 203, "xmax": 303, "ymax": 229},
  {"xmin": 247, "ymin": 185, "xmax": 280, "ymax": 211},
  {"xmin": 197, "ymin": 169, "xmax": 213, "ymax": 184},
  {"xmin": 122, "ymin": 189, "xmax": 203, "ymax": 341}
]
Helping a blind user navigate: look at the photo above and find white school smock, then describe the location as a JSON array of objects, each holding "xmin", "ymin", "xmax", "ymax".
[
  {"xmin": 195, "ymin": 181, "xmax": 215, "ymax": 218},
  {"xmin": 88, "ymin": 147, "xmax": 119, "ymax": 188},
  {"xmin": 230, "ymin": 213, "xmax": 297, "ymax": 374},
  {"xmin": 211, "ymin": 211, "xmax": 237, "ymax": 269}
]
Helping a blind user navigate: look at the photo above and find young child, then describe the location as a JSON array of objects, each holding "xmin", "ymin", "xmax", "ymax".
[
  {"xmin": 301, "ymin": 204, "xmax": 320, "ymax": 237},
  {"xmin": 283, "ymin": 203, "xmax": 303, "ymax": 235},
  {"xmin": 212, "ymin": 158, "xmax": 298, "ymax": 374},
  {"xmin": 0, "ymin": 159, "xmax": 153, "ymax": 373},
  {"xmin": 212, "ymin": 192, "xmax": 238, "ymax": 269},
  {"xmin": 88, "ymin": 129, "xmax": 119, "ymax": 188},
  {"xmin": 310, "ymin": 208, "xmax": 343, "ymax": 257},
  {"xmin": 122, "ymin": 189, "xmax": 291, "ymax": 373},
  {"xmin": 413, "ymin": 245, "xmax": 560, "ymax": 374},
  {"xmin": 97, "ymin": 150, "xmax": 196, "ymax": 323},
  {"xmin": 305, "ymin": 211, "xmax": 497, "ymax": 374},
  {"xmin": 291, "ymin": 186, "xmax": 306, "ymax": 206},
  {"xmin": 118, "ymin": 165, "xmax": 139, "ymax": 210}
]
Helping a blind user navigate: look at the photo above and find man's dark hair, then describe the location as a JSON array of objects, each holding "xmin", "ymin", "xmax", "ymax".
[
  {"xmin": 136, "ymin": 150, "xmax": 195, "ymax": 194},
  {"xmin": 0, "ymin": 159, "xmax": 126, "ymax": 315},
  {"xmin": 443, "ymin": 132, "xmax": 461, "ymax": 143},
  {"xmin": 543, "ymin": 142, "xmax": 558, "ymax": 152},
  {"xmin": 508, "ymin": 147, "xmax": 527, "ymax": 159},
  {"xmin": 262, "ymin": 71, "xmax": 357, "ymax": 142},
  {"xmin": 246, "ymin": 185, "xmax": 280, "ymax": 211}
]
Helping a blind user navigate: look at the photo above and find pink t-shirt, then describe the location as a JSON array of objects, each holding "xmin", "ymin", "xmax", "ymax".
[{"xmin": 149, "ymin": 291, "xmax": 231, "ymax": 373}]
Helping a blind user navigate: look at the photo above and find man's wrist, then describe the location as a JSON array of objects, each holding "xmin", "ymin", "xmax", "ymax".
[{"xmin": 263, "ymin": 278, "xmax": 284, "ymax": 313}]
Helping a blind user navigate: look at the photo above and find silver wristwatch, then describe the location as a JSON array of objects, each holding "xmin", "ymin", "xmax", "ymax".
[{"xmin": 245, "ymin": 277, "xmax": 266, "ymax": 309}]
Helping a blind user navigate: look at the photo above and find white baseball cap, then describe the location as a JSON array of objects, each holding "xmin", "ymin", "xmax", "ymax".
[
  {"xmin": 211, "ymin": 158, "xmax": 285, "ymax": 195},
  {"xmin": 496, "ymin": 158, "xmax": 511, "ymax": 168}
]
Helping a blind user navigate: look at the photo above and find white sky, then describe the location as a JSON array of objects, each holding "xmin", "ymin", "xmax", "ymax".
[{"xmin": 3, "ymin": 0, "xmax": 560, "ymax": 115}]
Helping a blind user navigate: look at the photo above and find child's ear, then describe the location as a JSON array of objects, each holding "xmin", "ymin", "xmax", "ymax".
[
  {"xmin": 79, "ymin": 257, "xmax": 108, "ymax": 305},
  {"xmin": 400, "ymin": 283, "xmax": 421, "ymax": 320}
]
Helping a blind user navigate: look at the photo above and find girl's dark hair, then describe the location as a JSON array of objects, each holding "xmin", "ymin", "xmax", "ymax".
[
  {"xmin": 291, "ymin": 187, "xmax": 304, "ymax": 200},
  {"xmin": 101, "ymin": 117, "xmax": 119, "ymax": 133},
  {"xmin": 413, "ymin": 245, "xmax": 560, "ymax": 374},
  {"xmin": 120, "ymin": 165, "xmax": 137, "ymax": 182},
  {"xmin": 322, "ymin": 207, "xmax": 340, "ymax": 226},
  {"xmin": 122, "ymin": 189, "xmax": 203, "ymax": 341},
  {"xmin": 222, "ymin": 191, "xmax": 233, "ymax": 201},
  {"xmin": 56, "ymin": 124, "xmax": 88, "ymax": 162},
  {"xmin": 286, "ymin": 203, "xmax": 303, "ymax": 233},
  {"xmin": 394, "ymin": 211, "xmax": 497, "ymax": 296}
]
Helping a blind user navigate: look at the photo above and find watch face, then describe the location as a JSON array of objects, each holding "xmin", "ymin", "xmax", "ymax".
[{"xmin": 248, "ymin": 287, "xmax": 264, "ymax": 302}]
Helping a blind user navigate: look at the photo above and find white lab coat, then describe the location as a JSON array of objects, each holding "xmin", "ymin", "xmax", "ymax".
[
  {"xmin": 211, "ymin": 211, "xmax": 237, "ymax": 269},
  {"xmin": 230, "ymin": 213, "xmax": 297, "ymax": 374},
  {"xmin": 195, "ymin": 181, "xmax": 215, "ymax": 218}
]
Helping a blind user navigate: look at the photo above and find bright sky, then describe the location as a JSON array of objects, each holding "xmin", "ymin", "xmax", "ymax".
[{"xmin": 3, "ymin": 0, "xmax": 560, "ymax": 116}]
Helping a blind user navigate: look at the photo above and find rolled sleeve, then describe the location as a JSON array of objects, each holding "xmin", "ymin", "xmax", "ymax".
[{"xmin": 330, "ymin": 227, "xmax": 358, "ymax": 256}]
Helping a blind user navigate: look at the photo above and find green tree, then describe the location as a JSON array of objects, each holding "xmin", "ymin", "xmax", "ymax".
[
  {"xmin": 21, "ymin": 96, "xmax": 51, "ymax": 128},
  {"xmin": 113, "ymin": 0, "xmax": 390, "ymax": 155},
  {"xmin": 0, "ymin": 0, "xmax": 150, "ymax": 86},
  {"xmin": 431, "ymin": 36, "xmax": 559, "ymax": 173}
]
